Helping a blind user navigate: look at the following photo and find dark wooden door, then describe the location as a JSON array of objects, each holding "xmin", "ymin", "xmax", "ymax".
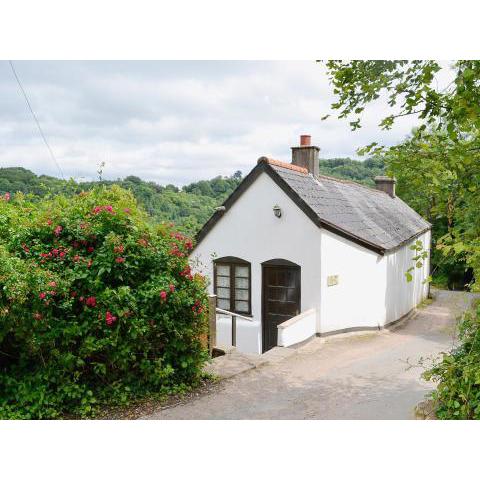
[{"xmin": 262, "ymin": 265, "xmax": 300, "ymax": 352}]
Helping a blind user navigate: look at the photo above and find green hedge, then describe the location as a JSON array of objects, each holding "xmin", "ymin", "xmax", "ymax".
[
  {"xmin": 0, "ymin": 187, "xmax": 208, "ymax": 418},
  {"xmin": 424, "ymin": 301, "xmax": 480, "ymax": 419}
]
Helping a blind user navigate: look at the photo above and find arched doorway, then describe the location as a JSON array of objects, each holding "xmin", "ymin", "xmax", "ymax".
[{"xmin": 262, "ymin": 259, "xmax": 301, "ymax": 352}]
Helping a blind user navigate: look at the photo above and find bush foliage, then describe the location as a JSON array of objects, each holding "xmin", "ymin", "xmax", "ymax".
[
  {"xmin": 0, "ymin": 186, "xmax": 208, "ymax": 418},
  {"xmin": 423, "ymin": 302, "xmax": 480, "ymax": 419}
]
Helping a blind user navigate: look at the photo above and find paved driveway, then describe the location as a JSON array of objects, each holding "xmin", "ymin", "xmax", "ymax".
[{"xmin": 146, "ymin": 290, "xmax": 477, "ymax": 420}]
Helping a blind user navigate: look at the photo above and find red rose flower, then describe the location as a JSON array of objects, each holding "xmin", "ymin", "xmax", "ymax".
[
  {"xmin": 85, "ymin": 296, "xmax": 96, "ymax": 307},
  {"xmin": 169, "ymin": 284, "xmax": 175, "ymax": 293},
  {"xmin": 115, "ymin": 257, "xmax": 125, "ymax": 263},
  {"xmin": 54, "ymin": 225, "xmax": 63, "ymax": 237},
  {"xmin": 39, "ymin": 292, "xmax": 46, "ymax": 300},
  {"xmin": 105, "ymin": 311, "xmax": 117, "ymax": 326},
  {"xmin": 160, "ymin": 290, "xmax": 167, "ymax": 300},
  {"xmin": 87, "ymin": 246, "xmax": 94, "ymax": 253}
]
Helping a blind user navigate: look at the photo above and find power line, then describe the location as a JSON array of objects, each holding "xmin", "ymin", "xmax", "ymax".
[{"xmin": 9, "ymin": 60, "xmax": 65, "ymax": 179}]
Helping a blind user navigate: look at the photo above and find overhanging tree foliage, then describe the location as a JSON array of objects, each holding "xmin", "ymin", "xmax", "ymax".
[
  {"xmin": 322, "ymin": 60, "xmax": 480, "ymax": 418},
  {"xmin": 323, "ymin": 60, "xmax": 480, "ymax": 291}
]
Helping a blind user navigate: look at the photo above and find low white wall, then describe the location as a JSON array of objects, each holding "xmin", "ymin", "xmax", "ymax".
[
  {"xmin": 277, "ymin": 308, "xmax": 316, "ymax": 347},
  {"xmin": 216, "ymin": 314, "xmax": 260, "ymax": 352}
]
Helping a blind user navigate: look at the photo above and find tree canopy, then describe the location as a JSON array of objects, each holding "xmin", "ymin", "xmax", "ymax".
[{"xmin": 324, "ymin": 60, "xmax": 480, "ymax": 291}]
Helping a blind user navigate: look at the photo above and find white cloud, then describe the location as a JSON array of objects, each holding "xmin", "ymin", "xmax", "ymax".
[{"xmin": 0, "ymin": 60, "xmax": 423, "ymax": 185}]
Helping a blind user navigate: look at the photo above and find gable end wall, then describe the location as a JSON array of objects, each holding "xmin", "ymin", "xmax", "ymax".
[{"xmin": 191, "ymin": 171, "xmax": 323, "ymax": 354}]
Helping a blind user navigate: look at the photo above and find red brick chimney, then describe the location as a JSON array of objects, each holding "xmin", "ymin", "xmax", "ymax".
[{"xmin": 291, "ymin": 135, "xmax": 319, "ymax": 177}]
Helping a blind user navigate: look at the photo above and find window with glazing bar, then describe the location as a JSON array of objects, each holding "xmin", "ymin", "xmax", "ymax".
[{"xmin": 214, "ymin": 258, "xmax": 251, "ymax": 315}]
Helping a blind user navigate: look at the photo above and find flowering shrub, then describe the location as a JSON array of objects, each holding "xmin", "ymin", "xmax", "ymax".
[{"xmin": 0, "ymin": 186, "xmax": 208, "ymax": 418}]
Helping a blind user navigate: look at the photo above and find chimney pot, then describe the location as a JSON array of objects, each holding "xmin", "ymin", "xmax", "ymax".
[
  {"xmin": 374, "ymin": 176, "xmax": 396, "ymax": 198},
  {"xmin": 300, "ymin": 135, "xmax": 311, "ymax": 146}
]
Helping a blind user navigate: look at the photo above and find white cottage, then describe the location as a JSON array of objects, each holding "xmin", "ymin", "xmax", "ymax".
[{"xmin": 191, "ymin": 135, "xmax": 431, "ymax": 354}]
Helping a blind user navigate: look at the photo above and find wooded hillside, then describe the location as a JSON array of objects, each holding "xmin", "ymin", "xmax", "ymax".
[{"xmin": 0, "ymin": 159, "xmax": 383, "ymax": 235}]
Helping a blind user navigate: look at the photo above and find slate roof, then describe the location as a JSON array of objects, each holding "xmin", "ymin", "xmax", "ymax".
[{"xmin": 195, "ymin": 157, "xmax": 431, "ymax": 255}]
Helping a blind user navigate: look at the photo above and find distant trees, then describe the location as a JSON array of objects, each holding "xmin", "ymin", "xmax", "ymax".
[
  {"xmin": 0, "ymin": 167, "xmax": 243, "ymax": 236},
  {"xmin": 318, "ymin": 157, "xmax": 385, "ymax": 186}
]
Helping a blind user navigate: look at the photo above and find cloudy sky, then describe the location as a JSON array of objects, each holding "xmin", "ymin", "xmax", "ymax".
[{"xmin": 0, "ymin": 61, "xmax": 420, "ymax": 186}]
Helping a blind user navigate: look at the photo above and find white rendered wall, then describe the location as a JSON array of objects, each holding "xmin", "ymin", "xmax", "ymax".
[
  {"xmin": 277, "ymin": 309, "xmax": 316, "ymax": 347},
  {"xmin": 384, "ymin": 229, "xmax": 431, "ymax": 324},
  {"xmin": 191, "ymin": 171, "xmax": 323, "ymax": 354},
  {"xmin": 319, "ymin": 229, "xmax": 431, "ymax": 334},
  {"xmin": 319, "ymin": 230, "xmax": 387, "ymax": 333}
]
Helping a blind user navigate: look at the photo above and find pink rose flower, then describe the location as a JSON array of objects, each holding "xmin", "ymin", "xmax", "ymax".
[{"xmin": 105, "ymin": 311, "xmax": 117, "ymax": 326}]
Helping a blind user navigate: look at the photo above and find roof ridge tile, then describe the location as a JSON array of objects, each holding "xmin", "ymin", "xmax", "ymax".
[{"xmin": 257, "ymin": 156, "xmax": 308, "ymax": 175}]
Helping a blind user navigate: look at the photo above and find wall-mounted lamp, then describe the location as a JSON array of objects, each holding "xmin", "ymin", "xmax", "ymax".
[{"xmin": 273, "ymin": 204, "xmax": 282, "ymax": 218}]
